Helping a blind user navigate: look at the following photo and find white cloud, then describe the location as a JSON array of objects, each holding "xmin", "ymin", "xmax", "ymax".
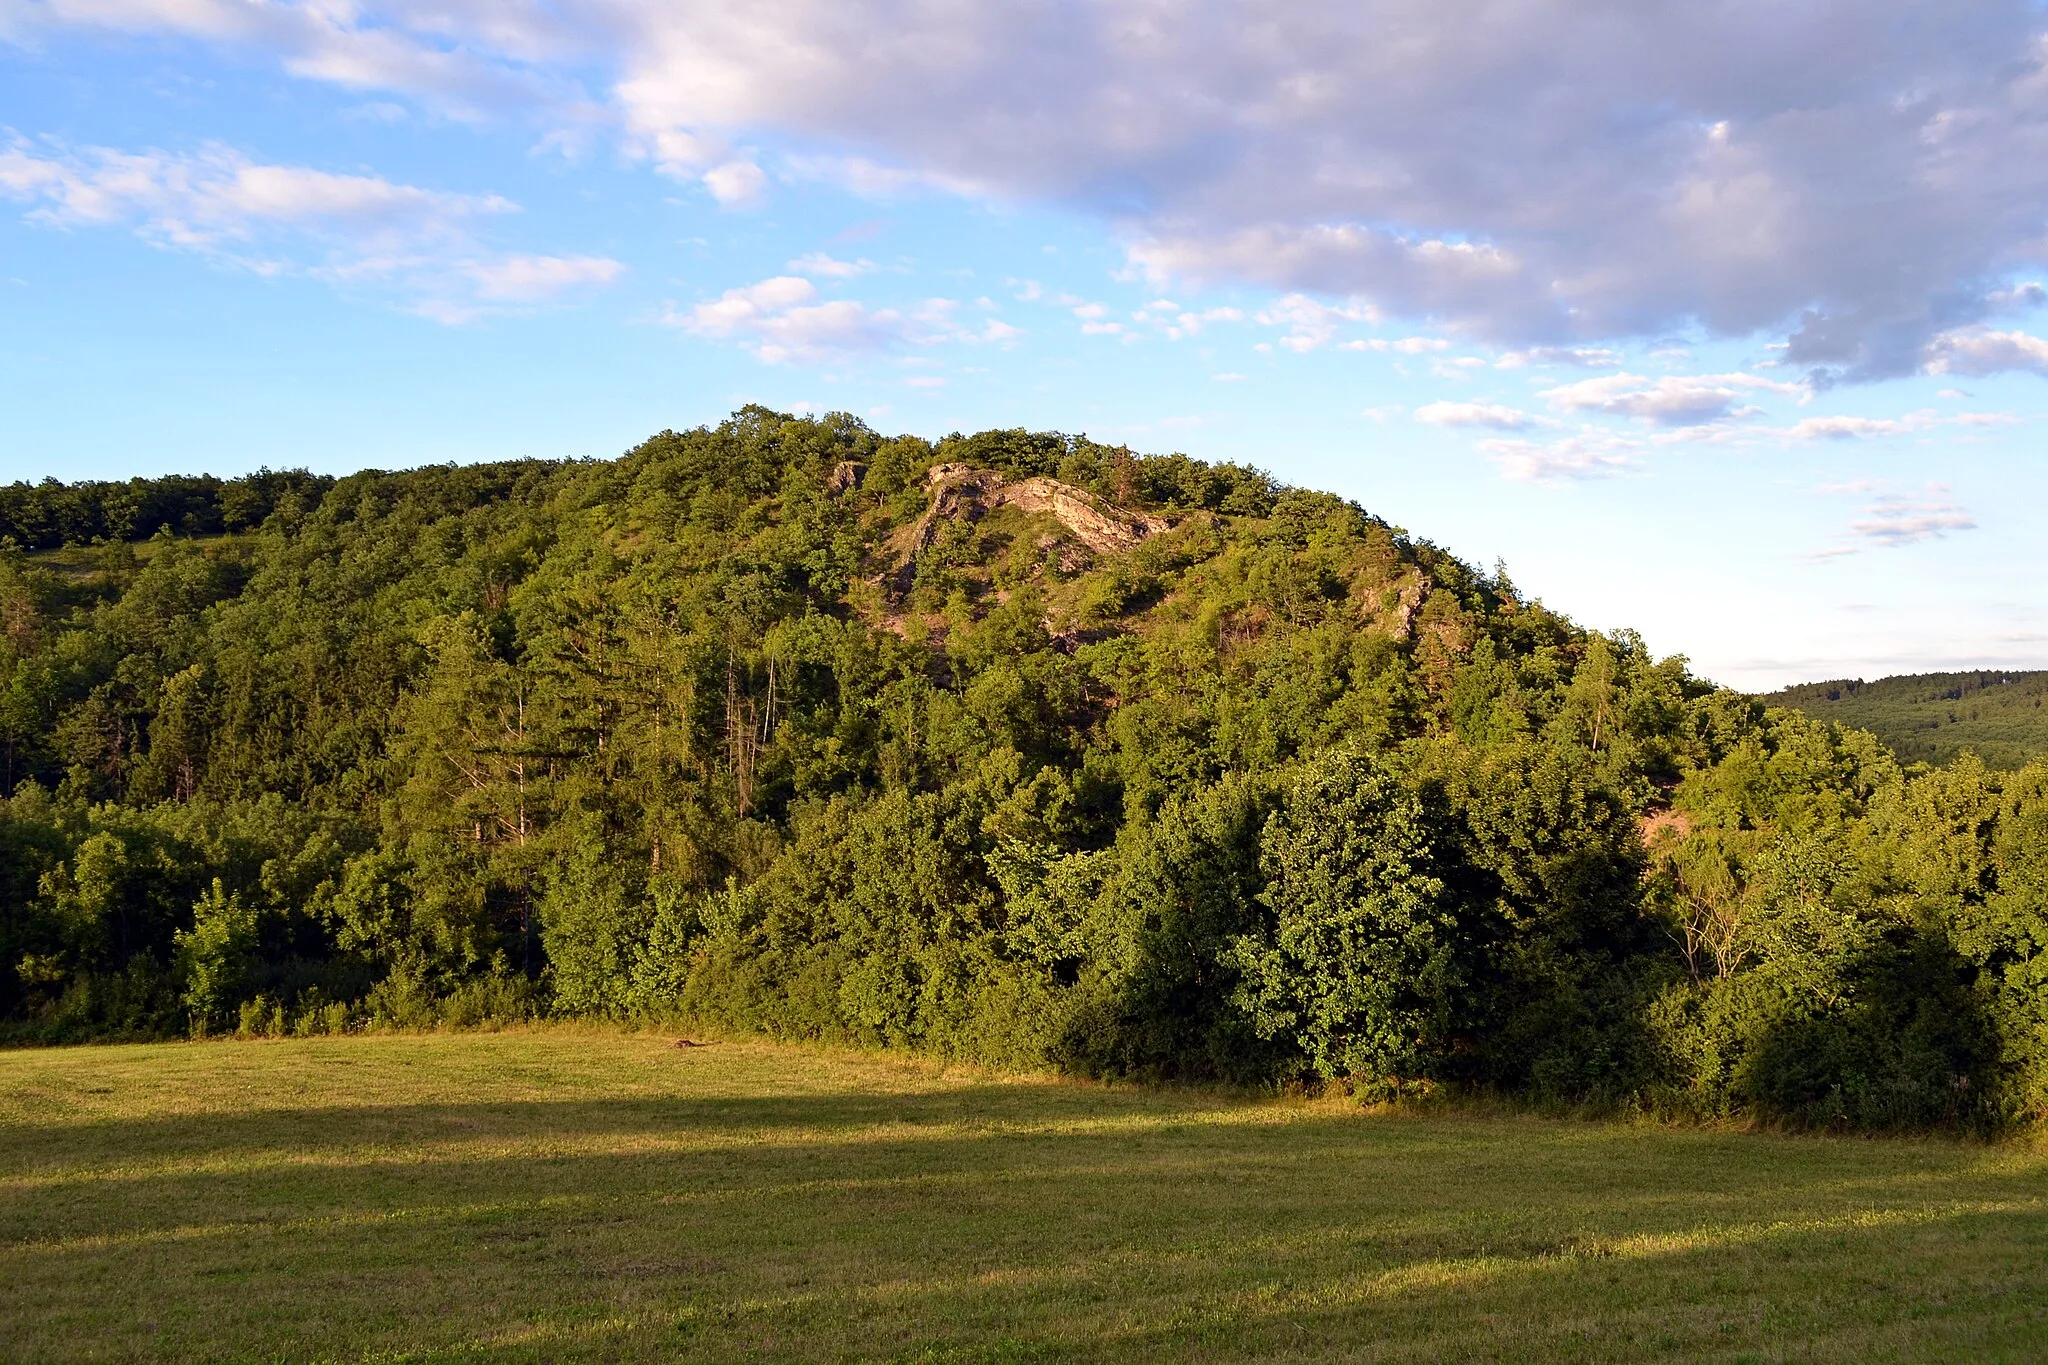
[
  {"xmin": 1849, "ymin": 488, "xmax": 1978, "ymax": 546},
  {"xmin": 29, "ymin": 2, "xmax": 2048, "ymax": 376},
  {"xmin": 1787, "ymin": 412, "xmax": 1929, "ymax": 440},
  {"xmin": 1784, "ymin": 408, "xmax": 2015, "ymax": 439},
  {"xmin": 1254, "ymin": 293, "xmax": 1374, "ymax": 351},
  {"xmin": 1923, "ymin": 327, "xmax": 2048, "ymax": 377},
  {"xmin": 465, "ymin": 253, "xmax": 624, "ymax": 301},
  {"xmin": 0, "ymin": 135, "xmax": 510, "ymax": 248},
  {"xmin": 787, "ymin": 251, "xmax": 873, "ymax": 278},
  {"xmin": 1346, "ymin": 336, "xmax": 1451, "ymax": 355},
  {"xmin": 1211, "ymin": 371, "xmax": 1246, "ymax": 382},
  {"xmin": 1133, "ymin": 299, "xmax": 1242, "ymax": 340},
  {"xmin": 1808, "ymin": 481, "xmax": 1980, "ymax": 554},
  {"xmin": 1495, "ymin": 346, "xmax": 1624, "ymax": 369},
  {"xmin": 700, "ymin": 159, "xmax": 767, "ymax": 208},
  {"xmin": 0, "ymin": 133, "xmax": 618, "ymax": 319},
  {"xmin": 672, "ymin": 276, "xmax": 883, "ymax": 362},
  {"xmin": 2, "ymin": 0, "xmax": 577, "ymax": 124},
  {"xmin": 1986, "ymin": 282, "xmax": 2047, "ymax": 311},
  {"xmin": 1540, "ymin": 371, "xmax": 1800, "ymax": 427},
  {"xmin": 781, "ymin": 153, "xmax": 985, "ymax": 199},
  {"xmin": 1414, "ymin": 401, "xmax": 1531, "ymax": 431},
  {"xmin": 667, "ymin": 274, "xmax": 1010, "ymax": 362},
  {"xmin": 1478, "ymin": 434, "xmax": 1639, "ymax": 482}
]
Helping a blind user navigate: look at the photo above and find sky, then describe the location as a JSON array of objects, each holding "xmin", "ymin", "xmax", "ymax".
[{"xmin": 3, "ymin": 2, "xmax": 2048, "ymax": 691}]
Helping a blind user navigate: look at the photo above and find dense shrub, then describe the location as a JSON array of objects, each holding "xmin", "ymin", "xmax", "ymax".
[{"xmin": 0, "ymin": 410, "xmax": 2037, "ymax": 1131}]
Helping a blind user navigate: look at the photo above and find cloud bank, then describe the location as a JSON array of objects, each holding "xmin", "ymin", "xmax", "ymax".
[{"xmin": 19, "ymin": 0, "xmax": 2048, "ymax": 376}]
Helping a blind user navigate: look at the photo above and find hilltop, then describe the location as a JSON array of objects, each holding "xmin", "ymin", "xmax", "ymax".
[
  {"xmin": 1766, "ymin": 670, "xmax": 2048, "ymax": 769},
  {"xmin": 4, "ymin": 408, "xmax": 2048, "ymax": 1133}
]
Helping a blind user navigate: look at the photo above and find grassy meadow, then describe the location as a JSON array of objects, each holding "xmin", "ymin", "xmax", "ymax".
[{"xmin": 3, "ymin": 1031, "xmax": 2048, "ymax": 1362}]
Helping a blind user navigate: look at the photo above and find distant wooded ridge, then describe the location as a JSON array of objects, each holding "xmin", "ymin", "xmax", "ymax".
[
  {"xmin": 0, "ymin": 470, "xmax": 335, "ymax": 551},
  {"xmin": 1767, "ymin": 670, "xmax": 2048, "ymax": 770}
]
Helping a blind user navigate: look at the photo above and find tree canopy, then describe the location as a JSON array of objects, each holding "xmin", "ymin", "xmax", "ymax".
[{"xmin": 3, "ymin": 408, "xmax": 2043, "ymax": 1131}]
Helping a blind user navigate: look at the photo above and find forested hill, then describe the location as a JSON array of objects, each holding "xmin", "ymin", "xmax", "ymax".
[
  {"xmin": 0, "ymin": 468, "xmax": 333, "ymax": 551},
  {"xmin": 6, "ymin": 408, "xmax": 2048, "ymax": 1132},
  {"xmin": 1766, "ymin": 671, "xmax": 2048, "ymax": 770}
]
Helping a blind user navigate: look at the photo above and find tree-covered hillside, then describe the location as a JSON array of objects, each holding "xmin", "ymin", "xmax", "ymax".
[
  {"xmin": 1767, "ymin": 671, "xmax": 2048, "ymax": 770},
  {"xmin": 5, "ymin": 409, "xmax": 2048, "ymax": 1131}
]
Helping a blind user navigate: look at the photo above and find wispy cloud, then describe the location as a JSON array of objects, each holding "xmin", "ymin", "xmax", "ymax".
[
  {"xmin": 465, "ymin": 253, "xmax": 624, "ymax": 301},
  {"xmin": 1784, "ymin": 408, "xmax": 2018, "ymax": 440},
  {"xmin": 1495, "ymin": 346, "xmax": 1624, "ymax": 370},
  {"xmin": 1540, "ymin": 371, "xmax": 1801, "ymax": 427},
  {"xmin": 665, "ymin": 274, "xmax": 1015, "ymax": 362},
  {"xmin": 780, "ymin": 153, "xmax": 985, "ymax": 200},
  {"xmin": 1252, "ymin": 293, "xmax": 1375, "ymax": 352},
  {"xmin": 1414, "ymin": 401, "xmax": 1532, "ymax": 431},
  {"xmin": 1478, "ymin": 433, "xmax": 1639, "ymax": 482},
  {"xmin": 787, "ymin": 251, "xmax": 874, "ymax": 279},
  {"xmin": 1806, "ymin": 481, "xmax": 1979, "ymax": 558},
  {"xmin": 0, "ymin": 133, "xmax": 620, "ymax": 319},
  {"xmin": 1345, "ymin": 335, "xmax": 1451, "ymax": 355},
  {"xmin": 1787, "ymin": 411, "xmax": 1935, "ymax": 440},
  {"xmin": 1849, "ymin": 487, "xmax": 1978, "ymax": 546},
  {"xmin": 0, "ymin": 134, "xmax": 509, "ymax": 249},
  {"xmin": 1132, "ymin": 298, "xmax": 1243, "ymax": 340},
  {"xmin": 1922, "ymin": 327, "xmax": 2048, "ymax": 377}
]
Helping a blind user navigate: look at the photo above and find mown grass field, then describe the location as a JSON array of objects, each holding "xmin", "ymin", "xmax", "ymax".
[{"xmin": 3, "ymin": 1032, "xmax": 2047, "ymax": 1362}]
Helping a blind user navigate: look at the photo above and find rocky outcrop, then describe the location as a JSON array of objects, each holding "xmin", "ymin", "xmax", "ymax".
[
  {"xmin": 884, "ymin": 465, "xmax": 1167, "ymax": 597},
  {"xmin": 998, "ymin": 476, "xmax": 1167, "ymax": 554}
]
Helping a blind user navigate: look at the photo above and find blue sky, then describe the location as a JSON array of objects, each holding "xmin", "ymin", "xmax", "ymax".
[{"xmin": 4, "ymin": 1, "xmax": 2048, "ymax": 690}]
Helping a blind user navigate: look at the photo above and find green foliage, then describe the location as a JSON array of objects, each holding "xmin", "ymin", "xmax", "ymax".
[
  {"xmin": 1768, "ymin": 670, "xmax": 2048, "ymax": 769},
  {"xmin": 1232, "ymin": 751, "xmax": 1471, "ymax": 1084},
  {"xmin": 175, "ymin": 879, "xmax": 258, "ymax": 1035},
  {"xmin": 1, "ymin": 409, "xmax": 2042, "ymax": 1130},
  {"xmin": 0, "ymin": 468, "xmax": 332, "ymax": 551}
]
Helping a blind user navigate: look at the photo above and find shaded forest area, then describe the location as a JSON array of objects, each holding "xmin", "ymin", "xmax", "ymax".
[
  {"xmin": 1770, "ymin": 671, "xmax": 2048, "ymax": 770},
  {"xmin": 4, "ymin": 409, "xmax": 2047, "ymax": 1132}
]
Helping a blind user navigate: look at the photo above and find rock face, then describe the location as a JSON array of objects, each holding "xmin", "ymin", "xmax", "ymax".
[
  {"xmin": 1000, "ymin": 477, "xmax": 1168, "ymax": 554},
  {"xmin": 884, "ymin": 464, "xmax": 1168, "ymax": 597}
]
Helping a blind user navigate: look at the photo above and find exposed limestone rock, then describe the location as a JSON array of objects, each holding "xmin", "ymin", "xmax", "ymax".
[
  {"xmin": 883, "ymin": 465, "xmax": 1168, "ymax": 598},
  {"xmin": 1000, "ymin": 477, "xmax": 1167, "ymax": 554},
  {"xmin": 1355, "ymin": 571, "xmax": 1431, "ymax": 641}
]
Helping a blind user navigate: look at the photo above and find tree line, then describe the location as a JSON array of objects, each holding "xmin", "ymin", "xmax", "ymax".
[{"xmin": 2, "ymin": 408, "xmax": 2043, "ymax": 1131}]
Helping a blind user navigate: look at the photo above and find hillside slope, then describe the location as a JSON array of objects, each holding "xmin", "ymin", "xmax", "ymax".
[
  {"xmin": 1766, "ymin": 671, "xmax": 2048, "ymax": 769},
  {"xmin": 4, "ymin": 408, "xmax": 2048, "ymax": 1130}
]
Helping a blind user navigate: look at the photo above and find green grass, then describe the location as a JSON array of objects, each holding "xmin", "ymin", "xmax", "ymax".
[
  {"xmin": 1765, "ymin": 671, "xmax": 2048, "ymax": 770},
  {"xmin": 4, "ymin": 1031, "xmax": 2047, "ymax": 1361}
]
